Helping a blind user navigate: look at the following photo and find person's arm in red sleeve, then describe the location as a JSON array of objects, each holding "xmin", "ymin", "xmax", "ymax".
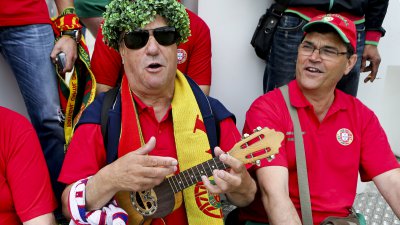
[
  {"xmin": 91, "ymin": 24, "xmax": 123, "ymax": 95},
  {"xmin": 2, "ymin": 108, "xmax": 57, "ymax": 224},
  {"xmin": 184, "ymin": 10, "xmax": 212, "ymax": 95}
]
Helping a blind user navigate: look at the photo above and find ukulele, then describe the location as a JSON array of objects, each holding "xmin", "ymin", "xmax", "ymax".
[{"xmin": 116, "ymin": 126, "xmax": 284, "ymax": 225}]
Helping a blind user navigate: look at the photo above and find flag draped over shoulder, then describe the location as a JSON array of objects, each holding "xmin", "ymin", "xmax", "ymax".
[
  {"xmin": 57, "ymin": 38, "xmax": 96, "ymax": 149},
  {"xmin": 52, "ymin": 8, "xmax": 96, "ymax": 149}
]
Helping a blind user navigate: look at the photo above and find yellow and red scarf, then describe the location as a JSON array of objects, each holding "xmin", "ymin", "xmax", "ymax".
[
  {"xmin": 52, "ymin": 8, "xmax": 96, "ymax": 150},
  {"xmin": 118, "ymin": 71, "xmax": 224, "ymax": 225}
]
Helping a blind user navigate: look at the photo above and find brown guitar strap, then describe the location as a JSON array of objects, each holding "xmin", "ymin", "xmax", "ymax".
[{"xmin": 279, "ymin": 85, "xmax": 314, "ymax": 225}]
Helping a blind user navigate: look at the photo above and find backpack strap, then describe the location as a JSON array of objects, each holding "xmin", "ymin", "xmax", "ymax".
[
  {"xmin": 102, "ymin": 88, "xmax": 122, "ymax": 164},
  {"xmin": 75, "ymin": 87, "xmax": 122, "ymax": 164},
  {"xmin": 101, "ymin": 87, "xmax": 120, "ymax": 152},
  {"xmin": 186, "ymin": 76, "xmax": 235, "ymax": 156},
  {"xmin": 76, "ymin": 94, "xmax": 104, "ymax": 127},
  {"xmin": 279, "ymin": 85, "xmax": 313, "ymax": 225},
  {"xmin": 186, "ymin": 77, "xmax": 218, "ymax": 155}
]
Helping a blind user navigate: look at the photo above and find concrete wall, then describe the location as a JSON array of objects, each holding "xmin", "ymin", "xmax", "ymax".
[{"xmin": 0, "ymin": 56, "xmax": 29, "ymax": 118}]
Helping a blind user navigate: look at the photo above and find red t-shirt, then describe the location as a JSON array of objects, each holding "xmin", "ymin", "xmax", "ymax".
[
  {"xmin": 91, "ymin": 9, "xmax": 211, "ymax": 87},
  {"xmin": 0, "ymin": 107, "xmax": 57, "ymax": 225},
  {"xmin": 0, "ymin": 0, "xmax": 51, "ymax": 26},
  {"xmin": 238, "ymin": 80, "xmax": 399, "ymax": 224},
  {"xmin": 59, "ymin": 95, "xmax": 240, "ymax": 225}
]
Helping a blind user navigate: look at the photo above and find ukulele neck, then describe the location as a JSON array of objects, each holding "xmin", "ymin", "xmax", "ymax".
[{"xmin": 166, "ymin": 157, "xmax": 228, "ymax": 193}]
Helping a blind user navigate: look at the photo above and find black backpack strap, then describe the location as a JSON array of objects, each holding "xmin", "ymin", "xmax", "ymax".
[
  {"xmin": 74, "ymin": 87, "xmax": 122, "ymax": 164},
  {"xmin": 100, "ymin": 87, "xmax": 122, "ymax": 164},
  {"xmin": 101, "ymin": 87, "xmax": 120, "ymax": 150}
]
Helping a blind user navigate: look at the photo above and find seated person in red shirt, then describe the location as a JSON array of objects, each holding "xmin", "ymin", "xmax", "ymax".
[
  {"xmin": 91, "ymin": 6, "xmax": 212, "ymax": 95},
  {"xmin": 58, "ymin": 1, "xmax": 256, "ymax": 225},
  {"xmin": 236, "ymin": 14, "xmax": 400, "ymax": 225},
  {"xmin": 0, "ymin": 106, "xmax": 57, "ymax": 225}
]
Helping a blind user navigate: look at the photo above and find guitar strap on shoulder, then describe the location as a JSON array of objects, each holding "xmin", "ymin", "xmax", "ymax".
[{"xmin": 279, "ymin": 85, "xmax": 313, "ymax": 225}]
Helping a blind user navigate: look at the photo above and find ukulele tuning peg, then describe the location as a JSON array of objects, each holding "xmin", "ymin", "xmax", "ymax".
[
  {"xmin": 256, "ymin": 126, "xmax": 262, "ymax": 131},
  {"xmin": 255, "ymin": 160, "xmax": 261, "ymax": 166},
  {"xmin": 242, "ymin": 133, "xmax": 250, "ymax": 139},
  {"xmin": 267, "ymin": 155, "xmax": 275, "ymax": 162}
]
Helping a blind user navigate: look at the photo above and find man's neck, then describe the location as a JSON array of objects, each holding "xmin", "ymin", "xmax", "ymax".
[
  {"xmin": 132, "ymin": 87, "xmax": 174, "ymax": 122},
  {"xmin": 303, "ymin": 89, "xmax": 335, "ymax": 122}
]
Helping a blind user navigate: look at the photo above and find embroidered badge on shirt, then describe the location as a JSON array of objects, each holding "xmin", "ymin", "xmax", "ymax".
[
  {"xmin": 336, "ymin": 128, "xmax": 354, "ymax": 146},
  {"xmin": 177, "ymin": 48, "xmax": 187, "ymax": 64}
]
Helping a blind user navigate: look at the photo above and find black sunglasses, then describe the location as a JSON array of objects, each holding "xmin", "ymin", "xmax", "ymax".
[{"xmin": 123, "ymin": 26, "xmax": 179, "ymax": 49}]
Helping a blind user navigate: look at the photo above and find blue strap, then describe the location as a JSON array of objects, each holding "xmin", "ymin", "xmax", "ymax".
[
  {"xmin": 186, "ymin": 76, "xmax": 218, "ymax": 155},
  {"xmin": 104, "ymin": 93, "xmax": 121, "ymax": 164},
  {"xmin": 75, "ymin": 89, "xmax": 122, "ymax": 164},
  {"xmin": 186, "ymin": 76, "xmax": 236, "ymax": 156}
]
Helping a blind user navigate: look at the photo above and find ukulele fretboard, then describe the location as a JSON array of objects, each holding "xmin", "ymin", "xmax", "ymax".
[{"xmin": 166, "ymin": 157, "xmax": 227, "ymax": 193}]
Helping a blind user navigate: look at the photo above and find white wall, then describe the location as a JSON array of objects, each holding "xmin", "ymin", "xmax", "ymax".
[
  {"xmin": 199, "ymin": 0, "xmax": 271, "ymax": 131},
  {"xmin": 199, "ymin": 0, "xmax": 400, "ymax": 154},
  {"xmin": 366, "ymin": 1, "xmax": 400, "ymax": 155},
  {"xmin": 0, "ymin": 56, "xmax": 29, "ymax": 118}
]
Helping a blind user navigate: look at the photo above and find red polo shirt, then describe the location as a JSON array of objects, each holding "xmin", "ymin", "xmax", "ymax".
[
  {"xmin": 0, "ymin": 107, "xmax": 57, "ymax": 225},
  {"xmin": 0, "ymin": 1, "xmax": 51, "ymax": 26},
  {"xmin": 59, "ymin": 94, "xmax": 240, "ymax": 225},
  {"xmin": 239, "ymin": 80, "xmax": 399, "ymax": 224}
]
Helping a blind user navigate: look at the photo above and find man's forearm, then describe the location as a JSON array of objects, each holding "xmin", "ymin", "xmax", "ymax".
[
  {"xmin": 96, "ymin": 83, "xmax": 113, "ymax": 96},
  {"xmin": 23, "ymin": 213, "xmax": 56, "ymax": 225},
  {"xmin": 226, "ymin": 176, "xmax": 256, "ymax": 207},
  {"xmin": 374, "ymin": 169, "xmax": 400, "ymax": 219},
  {"xmin": 85, "ymin": 166, "xmax": 118, "ymax": 211},
  {"xmin": 199, "ymin": 85, "xmax": 210, "ymax": 96},
  {"xmin": 262, "ymin": 195, "xmax": 301, "ymax": 225},
  {"xmin": 54, "ymin": 0, "xmax": 74, "ymax": 13},
  {"xmin": 61, "ymin": 169, "xmax": 117, "ymax": 219}
]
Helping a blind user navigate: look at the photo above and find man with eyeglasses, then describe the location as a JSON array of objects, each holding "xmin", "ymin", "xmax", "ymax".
[
  {"xmin": 235, "ymin": 14, "xmax": 400, "ymax": 225},
  {"xmin": 261, "ymin": 0, "xmax": 388, "ymax": 97},
  {"xmin": 57, "ymin": 0, "xmax": 256, "ymax": 225}
]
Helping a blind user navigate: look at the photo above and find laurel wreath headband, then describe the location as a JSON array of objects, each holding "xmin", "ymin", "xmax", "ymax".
[{"xmin": 102, "ymin": 0, "xmax": 191, "ymax": 51}]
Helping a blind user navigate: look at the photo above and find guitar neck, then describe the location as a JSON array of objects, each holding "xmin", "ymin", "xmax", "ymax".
[{"xmin": 166, "ymin": 157, "xmax": 228, "ymax": 193}]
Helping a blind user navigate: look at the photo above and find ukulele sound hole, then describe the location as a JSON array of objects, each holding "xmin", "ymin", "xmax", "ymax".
[{"xmin": 131, "ymin": 190, "xmax": 158, "ymax": 216}]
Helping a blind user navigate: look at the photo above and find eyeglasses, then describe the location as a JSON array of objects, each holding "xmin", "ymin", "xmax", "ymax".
[
  {"xmin": 298, "ymin": 43, "xmax": 348, "ymax": 60},
  {"xmin": 124, "ymin": 26, "xmax": 178, "ymax": 49}
]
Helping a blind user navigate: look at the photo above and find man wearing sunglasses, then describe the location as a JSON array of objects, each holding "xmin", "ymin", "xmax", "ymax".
[
  {"xmin": 58, "ymin": 0, "xmax": 256, "ymax": 225},
  {"xmin": 91, "ymin": 7, "xmax": 212, "ymax": 96},
  {"xmin": 235, "ymin": 14, "xmax": 400, "ymax": 225}
]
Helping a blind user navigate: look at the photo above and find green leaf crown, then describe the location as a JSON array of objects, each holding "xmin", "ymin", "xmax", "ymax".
[{"xmin": 102, "ymin": 0, "xmax": 191, "ymax": 51}]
